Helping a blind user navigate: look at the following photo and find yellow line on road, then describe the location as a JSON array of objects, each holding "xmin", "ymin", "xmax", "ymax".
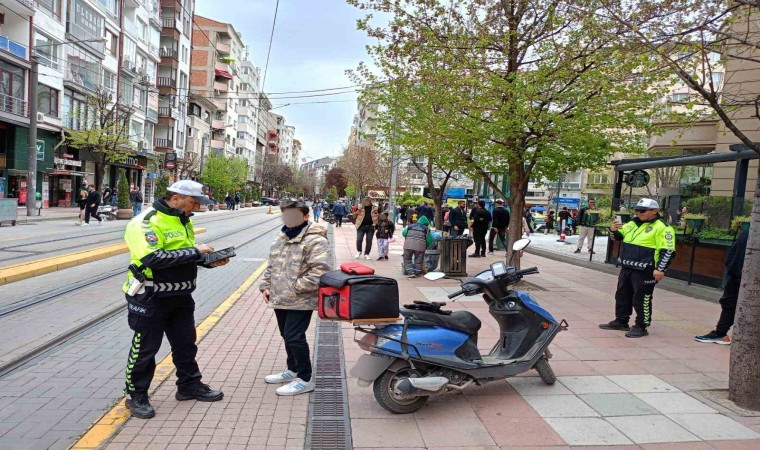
[
  {"xmin": 70, "ymin": 261, "xmax": 269, "ymax": 449},
  {"xmin": 0, "ymin": 228, "xmax": 207, "ymax": 286}
]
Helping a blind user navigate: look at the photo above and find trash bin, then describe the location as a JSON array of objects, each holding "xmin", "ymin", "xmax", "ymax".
[{"xmin": 439, "ymin": 237, "xmax": 468, "ymax": 277}]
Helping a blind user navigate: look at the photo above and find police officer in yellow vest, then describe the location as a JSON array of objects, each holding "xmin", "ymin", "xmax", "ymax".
[
  {"xmin": 122, "ymin": 180, "xmax": 228, "ymax": 419},
  {"xmin": 600, "ymin": 198, "xmax": 676, "ymax": 338}
]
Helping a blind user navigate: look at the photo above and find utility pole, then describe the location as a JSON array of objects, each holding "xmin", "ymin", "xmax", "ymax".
[
  {"xmin": 199, "ymin": 135, "xmax": 208, "ymax": 179},
  {"xmin": 26, "ymin": 56, "xmax": 39, "ymax": 217}
]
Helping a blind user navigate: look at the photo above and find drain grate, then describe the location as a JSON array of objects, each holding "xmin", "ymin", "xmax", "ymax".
[{"xmin": 306, "ymin": 225, "xmax": 352, "ymax": 449}]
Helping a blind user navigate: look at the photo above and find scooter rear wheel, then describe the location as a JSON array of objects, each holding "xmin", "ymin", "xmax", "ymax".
[
  {"xmin": 373, "ymin": 368, "xmax": 429, "ymax": 414},
  {"xmin": 534, "ymin": 356, "xmax": 556, "ymax": 385}
]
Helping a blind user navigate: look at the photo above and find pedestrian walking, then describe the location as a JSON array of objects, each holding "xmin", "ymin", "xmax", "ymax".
[
  {"xmin": 469, "ymin": 200, "xmax": 492, "ymax": 258},
  {"xmin": 130, "ymin": 185, "xmax": 143, "ymax": 216},
  {"xmin": 570, "ymin": 210, "xmax": 579, "ymax": 235},
  {"xmin": 406, "ymin": 204, "xmax": 417, "ymax": 224},
  {"xmin": 76, "ymin": 186, "xmax": 88, "ymax": 225},
  {"xmin": 312, "ymin": 201, "xmax": 322, "ymax": 223},
  {"xmin": 524, "ymin": 207, "xmax": 535, "ymax": 234},
  {"xmin": 353, "ymin": 197, "xmax": 379, "ymax": 260},
  {"xmin": 234, "ymin": 191, "xmax": 241, "ymax": 210},
  {"xmin": 695, "ymin": 229, "xmax": 749, "ymax": 345},
  {"xmin": 402, "ymin": 215, "xmax": 431, "ymax": 278},
  {"xmin": 375, "ymin": 212, "xmax": 395, "ymax": 260},
  {"xmin": 488, "ymin": 199, "xmax": 510, "ymax": 255},
  {"xmin": 575, "ymin": 199, "xmax": 598, "ymax": 254},
  {"xmin": 122, "ymin": 180, "xmax": 225, "ymax": 419},
  {"xmin": 418, "ymin": 201, "xmax": 435, "ymax": 224},
  {"xmin": 111, "ymin": 184, "xmax": 119, "ymax": 205},
  {"xmin": 558, "ymin": 207, "xmax": 571, "ymax": 235},
  {"xmin": 545, "ymin": 210, "xmax": 555, "ymax": 234},
  {"xmin": 261, "ymin": 200, "xmax": 330, "ymax": 395},
  {"xmin": 399, "ymin": 204, "xmax": 408, "ymax": 227},
  {"xmin": 83, "ymin": 184, "xmax": 103, "ymax": 226},
  {"xmin": 600, "ymin": 198, "xmax": 676, "ymax": 338},
  {"xmin": 449, "ymin": 200, "xmax": 468, "ymax": 237},
  {"xmin": 332, "ymin": 200, "xmax": 348, "ymax": 227},
  {"xmin": 102, "ymin": 185, "xmax": 113, "ymax": 206}
]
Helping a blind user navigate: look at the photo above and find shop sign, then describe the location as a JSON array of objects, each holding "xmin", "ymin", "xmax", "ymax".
[
  {"xmin": 55, "ymin": 157, "xmax": 82, "ymax": 167},
  {"xmin": 73, "ymin": 0, "xmax": 105, "ymax": 40},
  {"xmin": 125, "ymin": 156, "xmax": 138, "ymax": 166}
]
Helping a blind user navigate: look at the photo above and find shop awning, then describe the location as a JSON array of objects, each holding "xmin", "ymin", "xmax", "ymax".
[{"xmin": 215, "ymin": 69, "xmax": 233, "ymax": 79}]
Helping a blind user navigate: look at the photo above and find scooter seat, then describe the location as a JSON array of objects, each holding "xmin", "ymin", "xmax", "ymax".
[{"xmin": 401, "ymin": 308, "xmax": 482, "ymax": 336}]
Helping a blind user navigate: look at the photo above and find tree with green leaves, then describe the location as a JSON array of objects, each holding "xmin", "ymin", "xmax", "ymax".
[
  {"xmin": 349, "ymin": 0, "xmax": 669, "ymax": 259},
  {"xmin": 200, "ymin": 153, "xmax": 248, "ymax": 200},
  {"xmin": 64, "ymin": 91, "xmax": 134, "ymax": 191}
]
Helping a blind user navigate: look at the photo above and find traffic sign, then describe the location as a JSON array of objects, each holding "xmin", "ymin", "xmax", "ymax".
[
  {"xmin": 36, "ymin": 140, "xmax": 45, "ymax": 161},
  {"xmin": 165, "ymin": 161, "xmax": 176, "ymax": 170}
]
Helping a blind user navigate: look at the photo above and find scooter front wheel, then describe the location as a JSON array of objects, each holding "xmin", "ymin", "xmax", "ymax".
[
  {"xmin": 373, "ymin": 368, "xmax": 429, "ymax": 414},
  {"xmin": 534, "ymin": 356, "xmax": 556, "ymax": 385}
]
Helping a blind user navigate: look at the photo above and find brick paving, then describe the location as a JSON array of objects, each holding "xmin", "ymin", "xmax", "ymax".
[
  {"xmin": 105, "ymin": 284, "xmax": 312, "ymax": 450},
  {"xmin": 331, "ymin": 224, "xmax": 760, "ymax": 449}
]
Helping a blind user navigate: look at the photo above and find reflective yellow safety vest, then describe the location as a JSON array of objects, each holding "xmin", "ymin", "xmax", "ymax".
[{"xmin": 613, "ymin": 215, "xmax": 676, "ymax": 271}]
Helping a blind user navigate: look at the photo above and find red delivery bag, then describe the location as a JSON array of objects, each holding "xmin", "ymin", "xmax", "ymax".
[
  {"xmin": 318, "ymin": 270, "xmax": 399, "ymax": 320},
  {"xmin": 339, "ymin": 262, "xmax": 375, "ymax": 275}
]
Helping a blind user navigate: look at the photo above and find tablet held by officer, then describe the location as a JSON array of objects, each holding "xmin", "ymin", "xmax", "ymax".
[
  {"xmin": 122, "ymin": 180, "xmax": 230, "ymax": 419},
  {"xmin": 600, "ymin": 198, "xmax": 676, "ymax": 338}
]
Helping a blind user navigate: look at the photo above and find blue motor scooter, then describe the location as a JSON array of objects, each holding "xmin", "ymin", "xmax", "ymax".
[{"xmin": 350, "ymin": 239, "xmax": 567, "ymax": 414}]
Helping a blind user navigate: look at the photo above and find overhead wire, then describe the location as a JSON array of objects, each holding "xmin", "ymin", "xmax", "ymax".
[{"xmin": 261, "ymin": 0, "xmax": 280, "ymax": 92}]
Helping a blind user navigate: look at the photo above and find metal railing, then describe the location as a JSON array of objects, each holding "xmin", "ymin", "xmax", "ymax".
[
  {"xmin": 0, "ymin": 93, "xmax": 28, "ymax": 117},
  {"xmin": 155, "ymin": 138, "xmax": 173, "ymax": 148},
  {"xmin": 0, "ymin": 35, "xmax": 28, "ymax": 59},
  {"xmin": 161, "ymin": 17, "xmax": 176, "ymax": 29},
  {"xmin": 158, "ymin": 106, "xmax": 171, "ymax": 117},
  {"xmin": 16, "ymin": 0, "xmax": 37, "ymax": 9},
  {"xmin": 159, "ymin": 48, "xmax": 178, "ymax": 59},
  {"xmin": 156, "ymin": 77, "xmax": 176, "ymax": 87}
]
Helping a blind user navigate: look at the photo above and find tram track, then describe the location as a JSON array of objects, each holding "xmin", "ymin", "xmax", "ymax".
[
  {"xmin": 0, "ymin": 208, "xmax": 268, "ymax": 265},
  {"xmin": 0, "ymin": 216, "xmax": 283, "ymax": 379}
]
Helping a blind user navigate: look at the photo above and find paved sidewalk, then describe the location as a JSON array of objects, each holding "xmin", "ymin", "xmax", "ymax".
[
  {"xmin": 103, "ymin": 281, "xmax": 312, "ymax": 449},
  {"xmin": 332, "ymin": 225, "xmax": 760, "ymax": 449}
]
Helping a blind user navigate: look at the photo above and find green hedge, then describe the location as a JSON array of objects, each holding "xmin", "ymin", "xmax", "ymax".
[{"xmin": 682, "ymin": 196, "xmax": 752, "ymax": 228}]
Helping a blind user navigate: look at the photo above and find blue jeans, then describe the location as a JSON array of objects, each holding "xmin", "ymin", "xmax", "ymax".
[{"xmin": 132, "ymin": 202, "xmax": 142, "ymax": 215}]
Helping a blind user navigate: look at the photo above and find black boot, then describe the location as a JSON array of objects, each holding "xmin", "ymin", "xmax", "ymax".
[
  {"xmin": 126, "ymin": 394, "xmax": 155, "ymax": 419},
  {"xmin": 599, "ymin": 320, "xmax": 630, "ymax": 331},
  {"xmin": 176, "ymin": 383, "xmax": 224, "ymax": 402},
  {"xmin": 625, "ymin": 326, "xmax": 649, "ymax": 338}
]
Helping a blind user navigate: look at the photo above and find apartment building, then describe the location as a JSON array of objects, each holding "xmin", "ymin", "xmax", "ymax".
[
  {"xmin": 236, "ymin": 58, "xmax": 260, "ymax": 182},
  {"xmin": 0, "ymin": 0, "xmax": 167, "ymax": 207},
  {"xmin": 184, "ymin": 91, "xmax": 214, "ymax": 179},
  {"xmin": 301, "ymin": 156, "xmax": 337, "ymax": 196}
]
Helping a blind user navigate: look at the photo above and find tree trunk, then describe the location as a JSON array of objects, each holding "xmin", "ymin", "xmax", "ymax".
[
  {"xmin": 729, "ymin": 163, "xmax": 760, "ymax": 410},
  {"xmin": 95, "ymin": 162, "xmax": 106, "ymax": 192},
  {"xmin": 506, "ymin": 164, "xmax": 528, "ymax": 268}
]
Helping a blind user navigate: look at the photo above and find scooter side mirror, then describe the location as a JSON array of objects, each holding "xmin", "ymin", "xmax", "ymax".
[
  {"xmin": 424, "ymin": 272, "xmax": 446, "ymax": 281},
  {"xmin": 512, "ymin": 238, "xmax": 531, "ymax": 252}
]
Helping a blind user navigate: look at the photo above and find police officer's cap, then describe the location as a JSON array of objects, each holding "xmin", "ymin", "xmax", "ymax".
[
  {"xmin": 634, "ymin": 198, "xmax": 659, "ymax": 211},
  {"xmin": 168, "ymin": 180, "xmax": 213, "ymax": 205}
]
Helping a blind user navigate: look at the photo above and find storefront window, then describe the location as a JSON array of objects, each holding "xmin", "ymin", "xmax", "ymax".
[{"xmin": 38, "ymin": 84, "xmax": 59, "ymax": 118}]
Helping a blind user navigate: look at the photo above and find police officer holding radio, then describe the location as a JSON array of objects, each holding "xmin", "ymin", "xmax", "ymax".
[
  {"xmin": 122, "ymin": 180, "xmax": 229, "ymax": 419},
  {"xmin": 600, "ymin": 198, "xmax": 676, "ymax": 338}
]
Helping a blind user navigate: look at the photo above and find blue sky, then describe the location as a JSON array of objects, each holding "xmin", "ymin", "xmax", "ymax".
[{"xmin": 195, "ymin": 0, "xmax": 373, "ymax": 161}]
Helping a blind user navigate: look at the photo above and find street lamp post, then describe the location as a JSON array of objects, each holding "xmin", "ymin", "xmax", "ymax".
[{"xmin": 26, "ymin": 37, "xmax": 107, "ymax": 216}]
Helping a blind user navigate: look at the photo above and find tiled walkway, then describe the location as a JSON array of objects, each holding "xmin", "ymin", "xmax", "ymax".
[{"xmin": 332, "ymin": 224, "xmax": 760, "ymax": 449}]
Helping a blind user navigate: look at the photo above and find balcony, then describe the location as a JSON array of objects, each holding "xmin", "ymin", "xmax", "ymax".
[
  {"xmin": 148, "ymin": 43, "xmax": 160, "ymax": 59},
  {"xmin": 0, "ymin": 93, "xmax": 28, "ymax": 118},
  {"xmin": 215, "ymin": 41, "xmax": 231, "ymax": 54},
  {"xmin": 155, "ymin": 138, "xmax": 174, "ymax": 150},
  {"xmin": 65, "ymin": 63, "xmax": 100, "ymax": 92},
  {"xmin": 213, "ymin": 80, "xmax": 229, "ymax": 92},
  {"xmin": 156, "ymin": 77, "xmax": 176, "ymax": 87},
  {"xmin": 215, "ymin": 61, "xmax": 230, "ymax": 72},
  {"xmin": 210, "ymin": 139, "xmax": 225, "ymax": 149},
  {"xmin": 161, "ymin": 17, "xmax": 177, "ymax": 30},
  {"xmin": 158, "ymin": 106, "xmax": 171, "ymax": 117},
  {"xmin": 160, "ymin": 47, "xmax": 178, "ymax": 59},
  {"xmin": 0, "ymin": 35, "xmax": 28, "ymax": 60},
  {"xmin": 211, "ymin": 119, "xmax": 225, "ymax": 129},
  {"xmin": 212, "ymin": 98, "xmax": 226, "ymax": 110},
  {"xmin": 4, "ymin": 0, "xmax": 35, "ymax": 18}
]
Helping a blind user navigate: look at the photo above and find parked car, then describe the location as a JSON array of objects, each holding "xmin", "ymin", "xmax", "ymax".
[{"xmin": 261, "ymin": 197, "xmax": 279, "ymax": 206}]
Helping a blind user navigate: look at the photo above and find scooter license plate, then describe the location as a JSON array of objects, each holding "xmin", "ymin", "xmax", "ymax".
[{"xmin": 350, "ymin": 354, "xmax": 395, "ymax": 383}]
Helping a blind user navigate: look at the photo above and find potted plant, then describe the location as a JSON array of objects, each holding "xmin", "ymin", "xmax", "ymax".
[
  {"xmin": 732, "ymin": 215, "xmax": 751, "ymax": 233},
  {"xmin": 683, "ymin": 213, "xmax": 707, "ymax": 232},
  {"xmin": 116, "ymin": 171, "xmax": 133, "ymax": 220}
]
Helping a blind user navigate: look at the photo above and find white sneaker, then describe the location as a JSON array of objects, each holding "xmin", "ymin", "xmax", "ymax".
[
  {"xmin": 355, "ymin": 252, "xmax": 362, "ymax": 259},
  {"xmin": 81, "ymin": 223, "xmax": 89, "ymax": 226},
  {"xmin": 276, "ymin": 378, "xmax": 315, "ymax": 396},
  {"xmin": 363, "ymin": 254, "xmax": 371, "ymax": 260},
  {"xmin": 264, "ymin": 370, "xmax": 297, "ymax": 384}
]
